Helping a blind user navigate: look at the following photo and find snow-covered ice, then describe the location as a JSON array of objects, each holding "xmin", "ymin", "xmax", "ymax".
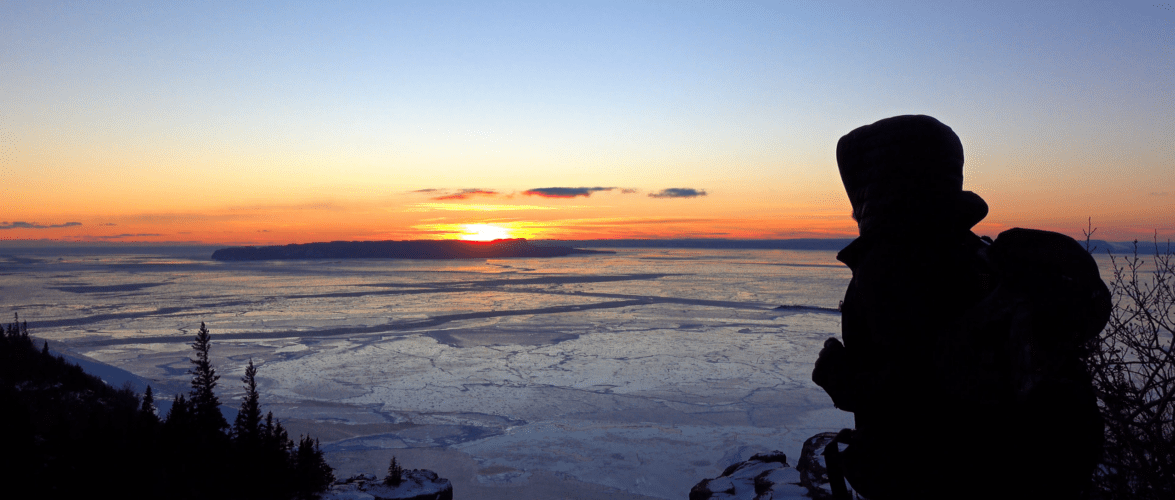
[{"xmin": 1, "ymin": 247, "xmax": 870, "ymax": 498}]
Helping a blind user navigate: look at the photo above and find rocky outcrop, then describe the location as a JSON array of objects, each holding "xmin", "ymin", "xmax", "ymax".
[
  {"xmin": 688, "ymin": 451, "xmax": 809, "ymax": 500},
  {"xmin": 323, "ymin": 471, "xmax": 453, "ymax": 500}
]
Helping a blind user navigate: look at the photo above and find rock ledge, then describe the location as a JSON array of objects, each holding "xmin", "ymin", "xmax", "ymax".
[
  {"xmin": 322, "ymin": 471, "xmax": 453, "ymax": 500},
  {"xmin": 689, "ymin": 451, "xmax": 809, "ymax": 500}
]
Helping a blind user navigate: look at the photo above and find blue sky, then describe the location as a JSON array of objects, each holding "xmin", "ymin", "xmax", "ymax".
[{"xmin": 2, "ymin": 1, "xmax": 1171, "ymax": 242}]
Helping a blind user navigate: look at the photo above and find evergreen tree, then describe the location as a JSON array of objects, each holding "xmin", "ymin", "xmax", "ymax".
[
  {"xmin": 385, "ymin": 456, "xmax": 404, "ymax": 486},
  {"xmin": 3, "ymin": 315, "xmax": 342, "ymax": 500},
  {"xmin": 188, "ymin": 322, "xmax": 228, "ymax": 434},
  {"xmin": 10, "ymin": 313, "xmax": 30, "ymax": 340},
  {"xmin": 274, "ymin": 419, "xmax": 292, "ymax": 454},
  {"xmin": 233, "ymin": 358, "xmax": 262, "ymax": 445},
  {"xmin": 260, "ymin": 411, "xmax": 291, "ymax": 452},
  {"xmin": 6, "ymin": 313, "xmax": 27, "ymax": 340},
  {"xmin": 261, "ymin": 411, "xmax": 274, "ymax": 441},
  {"xmin": 141, "ymin": 385, "xmax": 155, "ymax": 414},
  {"xmin": 293, "ymin": 435, "xmax": 335, "ymax": 497},
  {"xmin": 140, "ymin": 385, "xmax": 158, "ymax": 422},
  {"xmin": 258, "ymin": 411, "xmax": 294, "ymax": 467},
  {"xmin": 255, "ymin": 411, "xmax": 296, "ymax": 499},
  {"xmin": 164, "ymin": 393, "xmax": 192, "ymax": 430}
]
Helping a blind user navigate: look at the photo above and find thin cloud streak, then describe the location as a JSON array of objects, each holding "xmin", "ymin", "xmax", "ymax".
[
  {"xmin": 558, "ymin": 216, "xmax": 717, "ymax": 227},
  {"xmin": 432, "ymin": 189, "xmax": 500, "ymax": 200},
  {"xmin": 86, "ymin": 233, "xmax": 164, "ymax": 239},
  {"xmin": 405, "ymin": 203, "xmax": 562, "ymax": 212},
  {"xmin": 1, "ymin": 221, "xmax": 82, "ymax": 230},
  {"xmin": 223, "ymin": 201, "xmax": 342, "ymax": 212}
]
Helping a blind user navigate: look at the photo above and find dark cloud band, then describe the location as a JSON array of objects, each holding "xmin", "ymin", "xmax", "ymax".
[
  {"xmin": 524, "ymin": 187, "xmax": 615, "ymax": 198},
  {"xmin": 648, "ymin": 188, "xmax": 707, "ymax": 198},
  {"xmin": 91, "ymin": 233, "xmax": 163, "ymax": 239}
]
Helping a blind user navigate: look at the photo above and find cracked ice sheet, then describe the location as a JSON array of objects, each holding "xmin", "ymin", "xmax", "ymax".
[
  {"xmin": 454, "ymin": 418, "xmax": 844, "ymax": 497},
  {"xmin": 5, "ymin": 248, "xmax": 866, "ymax": 498},
  {"xmin": 265, "ymin": 314, "xmax": 836, "ymax": 412},
  {"xmin": 258, "ymin": 313, "xmax": 852, "ymax": 498}
]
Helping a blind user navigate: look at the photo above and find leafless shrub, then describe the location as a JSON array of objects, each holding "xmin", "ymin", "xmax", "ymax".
[{"xmin": 1085, "ymin": 233, "xmax": 1175, "ymax": 499}]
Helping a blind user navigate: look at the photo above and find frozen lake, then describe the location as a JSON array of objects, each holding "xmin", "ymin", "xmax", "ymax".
[{"xmin": 2, "ymin": 245, "xmax": 858, "ymax": 498}]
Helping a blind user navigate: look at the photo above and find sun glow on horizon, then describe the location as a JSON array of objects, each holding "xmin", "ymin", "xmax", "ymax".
[{"xmin": 459, "ymin": 224, "xmax": 514, "ymax": 241}]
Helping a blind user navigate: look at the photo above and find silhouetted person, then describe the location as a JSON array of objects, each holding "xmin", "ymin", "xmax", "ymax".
[{"xmin": 812, "ymin": 115, "xmax": 1108, "ymax": 499}]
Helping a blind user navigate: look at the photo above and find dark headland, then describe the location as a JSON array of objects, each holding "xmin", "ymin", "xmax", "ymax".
[{"xmin": 210, "ymin": 238, "xmax": 613, "ymax": 261}]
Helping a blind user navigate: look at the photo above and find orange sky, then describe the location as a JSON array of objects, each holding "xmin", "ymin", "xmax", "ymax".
[{"xmin": 2, "ymin": 2, "xmax": 1172, "ymax": 245}]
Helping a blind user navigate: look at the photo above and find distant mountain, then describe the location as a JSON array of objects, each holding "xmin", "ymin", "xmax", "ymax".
[
  {"xmin": 1085, "ymin": 239, "xmax": 1171, "ymax": 255},
  {"xmin": 535, "ymin": 237, "xmax": 1172, "ymax": 254},
  {"xmin": 533, "ymin": 238, "xmax": 857, "ymax": 251},
  {"xmin": 210, "ymin": 239, "xmax": 612, "ymax": 261}
]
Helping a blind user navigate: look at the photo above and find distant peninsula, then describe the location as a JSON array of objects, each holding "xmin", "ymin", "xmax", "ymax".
[
  {"xmin": 537, "ymin": 238, "xmax": 857, "ymax": 250},
  {"xmin": 210, "ymin": 238, "xmax": 613, "ymax": 261}
]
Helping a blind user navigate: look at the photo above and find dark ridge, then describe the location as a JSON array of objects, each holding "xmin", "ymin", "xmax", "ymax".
[
  {"xmin": 533, "ymin": 238, "xmax": 857, "ymax": 251},
  {"xmin": 210, "ymin": 238, "xmax": 614, "ymax": 261}
]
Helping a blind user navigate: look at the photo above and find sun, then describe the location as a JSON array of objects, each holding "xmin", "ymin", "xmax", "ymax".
[{"xmin": 459, "ymin": 224, "xmax": 513, "ymax": 241}]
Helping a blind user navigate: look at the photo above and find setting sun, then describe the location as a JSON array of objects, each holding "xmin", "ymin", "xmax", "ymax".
[{"xmin": 459, "ymin": 224, "xmax": 513, "ymax": 241}]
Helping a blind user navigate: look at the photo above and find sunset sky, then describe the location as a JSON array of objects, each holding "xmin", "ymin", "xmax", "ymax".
[{"xmin": 3, "ymin": 1, "xmax": 1172, "ymax": 244}]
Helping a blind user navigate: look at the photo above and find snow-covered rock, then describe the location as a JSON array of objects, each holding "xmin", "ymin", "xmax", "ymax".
[
  {"xmin": 689, "ymin": 450, "xmax": 810, "ymax": 500},
  {"xmin": 322, "ymin": 471, "xmax": 453, "ymax": 500}
]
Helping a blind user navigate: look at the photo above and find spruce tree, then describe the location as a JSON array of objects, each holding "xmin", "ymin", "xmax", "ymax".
[
  {"xmin": 257, "ymin": 411, "xmax": 296, "ymax": 498},
  {"xmin": 385, "ymin": 456, "xmax": 403, "ymax": 486},
  {"xmin": 140, "ymin": 385, "xmax": 158, "ymax": 421},
  {"xmin": 188, "ymin": 322, "xmax": 228, "ymax": 434},
  {"xmin": 294, "ymin": 435, "xmax": 335, "ymax": 497},
  {"xmin": 233, "ymin": 358, "xmax": 262, "ymax": 445},
  {"xmin": 261, "ymin": 411, "xmax": 274, "ymax": 442},
  {"xmin": 260, "ymin": 411, "xmax": 294, "ymax": 465},
  {"xmin": 165, "ymin": 393, "xmax": 192, "ymax": 430},
  {"xmin": 163, "ymin": 393, "xmax": 194, "ymax": 452}
]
